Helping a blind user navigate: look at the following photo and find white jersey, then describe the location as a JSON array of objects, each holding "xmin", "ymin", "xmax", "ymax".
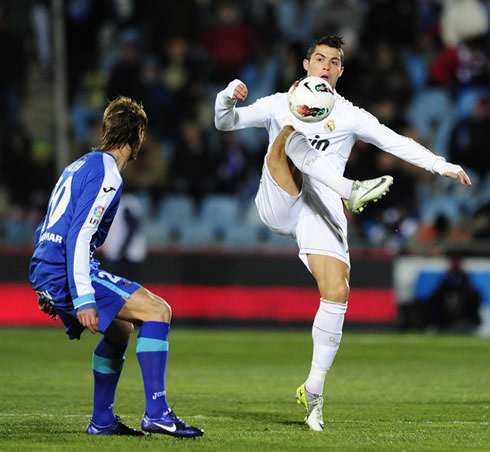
[
  {"xmin": 214, "ymin": 79, "xmax": 452, "ymax": 268},
  {"xmin": 215, "ymin": 80, "xmax": 446, "ymax": 175}
]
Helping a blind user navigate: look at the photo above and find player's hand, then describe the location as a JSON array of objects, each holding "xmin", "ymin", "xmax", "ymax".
[
  {"xmin": 77, "ymin": 308, "xmax": 99, "ymax": 334},
  {"xmin": 38, "ymin": 299, "xmax": 57, "ymax": 321},
  {"xmin": 233, "ymin": 83, "xmax": 248, "ymax": 102},
  {"xmin": 443, "ymin": 169, "xmax": 472, "ymax": 186}
]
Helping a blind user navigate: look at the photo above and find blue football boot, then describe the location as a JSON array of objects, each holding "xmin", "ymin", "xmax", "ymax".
[
  {"xmin": 141, "ymin": 409, "xmax": 204, "ymax": 438},
  {"xmin": 86, "ymin": 415, "xmax": 145, "ymax": 436}
]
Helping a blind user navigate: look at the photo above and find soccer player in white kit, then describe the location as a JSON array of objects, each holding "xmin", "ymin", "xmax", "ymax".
[{"xmin": 214, "ymin": 35, "xmax": 472, "ymax": 431}]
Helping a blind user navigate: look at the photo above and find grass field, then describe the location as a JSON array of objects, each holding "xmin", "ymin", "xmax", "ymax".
[{"xmin": 0, "ymin": 327, "xmax": 488, "ymax": 451}]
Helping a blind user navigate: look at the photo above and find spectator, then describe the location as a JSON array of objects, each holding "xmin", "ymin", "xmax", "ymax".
[
  {"xmin": 141, "ymin": 56, "xmax": 174, "ymax": 141},
  {"xmin": 212, "ymin": 130, "xmax": 251, "ymax": 198},
  {"xmin": 1, "ymin": 124, "xmax": 34, "ymax": 211},
  {"xmin": 0, "ymin": 4, "xmax": 27, "ymax": 130},
  {"xmin": 169, "ymin": 120, "xmax": 215, "ymax": 203},
  {"xmin": 31, "ymin": 0, "xmax": 51, "ymax": 77},
  {"xmin": 106, "ymin": 29, "xmax": 144, "ymax": 103},
  {"xmin": 200, "ymin": 1, "xmax": 257, "ymax": 83},
  {"xmin": 429, "ymin": 35, "xmax": 490, "ymax": 89},
  {"xmin": 65, "ymin": 0, "xmax": 111, "ymax": 103},
  {"xmin": 362, "ymin": 0, "xmax": 417, "ymax": 48},
  {"xmin": 122, "ymin": 132, "xmax": 169, "ymax": 210},
  {"xmin": 449, "ymin": 95, "xmax": 490, "ymax": 180},
  {"xmin": 423, "ymin": 258, "xmax": 481, "ymax": 332},
  {"xmin": 274, "ymin": 0, "xmax": 316, "ymax": 47}
]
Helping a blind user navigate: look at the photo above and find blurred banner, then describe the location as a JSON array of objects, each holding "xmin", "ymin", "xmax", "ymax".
[
  {"xmin": 0, "ymin": 282, "xmax": 395, "ymax": 326},
  {"xmin": 0, "ymin": 250, "xmax": 395, "ymax": 325}
]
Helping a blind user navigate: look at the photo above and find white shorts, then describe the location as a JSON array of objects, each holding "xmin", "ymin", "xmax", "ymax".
[{"xmin": 255, "ymin": 163, "xmax": 350, "ymax": 270}]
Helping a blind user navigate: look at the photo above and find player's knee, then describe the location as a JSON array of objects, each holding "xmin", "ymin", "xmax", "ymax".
[
  {"xmin": 146, "ymin": 294, "xmax": 172, "ymax": 322},
  {"xmin": 277, "ymin": 125, "xmax": 295, "ymax": 147},
  {"xmin": 120, "ymin": 321, "xmax": 134, "ymax": 342},
  {"xmin": 105, "ymin": 319, "xmax": 134, "ymax": 344},
  {"xmin": 280, "ymin": 125, "xmax": 295, "ymax": 137},
  {"xmin": 270, "ymin": 125, "xmax": 296, "ymax": 160},
  {"xmin": 318, "ymin": 277, "xmax": 349, "ymax": 303}
]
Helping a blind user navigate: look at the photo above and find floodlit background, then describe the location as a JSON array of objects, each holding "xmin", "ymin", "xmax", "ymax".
[{"xmin": 0, "ymin": 0, "xmax": 489, "ymax": 334}]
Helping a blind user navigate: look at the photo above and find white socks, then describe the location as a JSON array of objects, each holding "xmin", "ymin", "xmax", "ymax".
[
  {"xmin": 285, "ymin": 130, "xmax": 353, "ymax": 199},
  {"xmin": 305, "ymin": 298, "xmax": 347, "ymax": 396}
]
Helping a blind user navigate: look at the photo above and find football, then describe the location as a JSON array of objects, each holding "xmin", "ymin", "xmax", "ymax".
[{"xmin": 287, "ymin": 76, "xmax": 336, "ymax": 123}]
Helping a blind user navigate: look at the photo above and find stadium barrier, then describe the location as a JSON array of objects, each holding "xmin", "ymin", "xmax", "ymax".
[{"xmin": 0, "ymin": 249, "xmax": 396, "ymax": 326}]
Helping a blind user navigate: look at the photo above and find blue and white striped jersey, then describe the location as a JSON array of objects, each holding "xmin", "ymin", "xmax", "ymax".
[{"xmin": 29, "ymin": 151, "xmax": 122, "ymax": 311}]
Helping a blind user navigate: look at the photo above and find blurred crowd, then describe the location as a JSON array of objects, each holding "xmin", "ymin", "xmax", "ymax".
[{"xmin": 1, "ymin": 0, "xmax": 490, "ymax": 255}]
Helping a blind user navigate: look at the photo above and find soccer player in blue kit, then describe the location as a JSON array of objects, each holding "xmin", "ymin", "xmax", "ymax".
[{"xmin": 29, "ymin": 96, "xmax": 203, "ymax": 438}]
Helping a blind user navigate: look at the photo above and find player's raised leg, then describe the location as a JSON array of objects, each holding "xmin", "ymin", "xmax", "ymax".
[
  {"xmin": 117, "ymin": 287, "xmax": 204, "ymax": 438},
  {"xmin": 283, "ymin": 126, "xmax": 354, "ymax": 198},
  {"xmin": 279, "ymin": 126, "xmax": 393, "ymax": 211},
  {"xmin": 266, "ymin": 125, "xmax": 304, "ymax": 196}
]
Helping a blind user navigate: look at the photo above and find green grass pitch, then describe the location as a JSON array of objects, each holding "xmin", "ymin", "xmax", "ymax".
[{"xmin": 0, "ymin": 327, "xmax": 488, "ymax": 451}]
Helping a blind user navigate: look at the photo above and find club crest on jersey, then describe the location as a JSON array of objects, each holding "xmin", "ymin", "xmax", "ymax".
[{"xmin": 324, "ymin": 119, "xmax": 336, "ymax": 132}]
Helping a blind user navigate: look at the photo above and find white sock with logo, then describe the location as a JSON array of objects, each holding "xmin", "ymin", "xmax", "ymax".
[
  {"xmin": 285, "ymin": 130, "xmax": 353, "ymax": 199},
  {"xmin": 305, "ymin": 298, "xmax": 347, "ymax": 396}
]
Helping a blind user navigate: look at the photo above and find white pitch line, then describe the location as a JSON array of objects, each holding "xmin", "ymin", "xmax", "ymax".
[{"xmin": 0, "ymin": 414, "xmax": 487, "ymax": 426}]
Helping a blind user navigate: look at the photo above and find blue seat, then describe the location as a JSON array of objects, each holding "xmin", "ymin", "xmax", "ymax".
[
  {"xmin": 455, "ymin": 87, "xmax": 490, "ymax": 121},
  {"xmin": 143, "ymin": 219, "xmax": 172, "ymax": 246},
  {"xmin": 243, "ymin": 199, "xmax": 263, "ymax": 227},
  {"xmin": 158, "ymin": 195, "xmax": 196, "ymax": 223},
  {"xmin": 265, "ymin": 230, "xmax": 296, "ymax": 248},
  {"xmin": 407, "ymin": 88, "xmax": 454, "ymax": 157},
  {"xmin": 176, "ymin": 221, "xmax": 216, "ymax": 248},
  {"xmin": 199, "ymin": 194, "xmax": 241, "ymax": 229},
  {"xmin": 223, "ymin": 224, "xmax": 262, "ymax": 246}
]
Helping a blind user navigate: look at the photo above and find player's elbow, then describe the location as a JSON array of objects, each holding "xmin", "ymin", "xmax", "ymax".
[{"xmin": 214, "ymin": 116, "xmax": 232, "ymax": 132}]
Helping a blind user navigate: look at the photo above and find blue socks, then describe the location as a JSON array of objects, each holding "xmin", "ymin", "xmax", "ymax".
[
  {"xmin": 136, "ymin": 321, "xmax": 170, "ymax": 418},
  {"xmin": 91, "ymin": 337, "xmax": 127, "ymax": 427}
]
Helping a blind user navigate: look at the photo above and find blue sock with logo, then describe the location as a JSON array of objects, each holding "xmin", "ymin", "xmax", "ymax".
[
  {"xmin": 91, "ymin": 337, "xmax": 127, "ymax": 427},
  {"xmin": 136, "ymin": 321, "xmax": 170, "ymax": 418}
]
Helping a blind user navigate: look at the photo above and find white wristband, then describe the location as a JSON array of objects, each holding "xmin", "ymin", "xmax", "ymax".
[
  {"xmin": 224, "ymin": 79, "xmax": 244, "ymax": 100},
  {"xmin": 433, "ymin": 159, "xmax": 463, "ymax": 176}
]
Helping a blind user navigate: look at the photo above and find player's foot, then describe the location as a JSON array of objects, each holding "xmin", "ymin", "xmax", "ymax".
[
  {"xmin": 86, "ymin": 415, "xmax": 145, "ymax": 436},
  {"xmin": 141, "ymin": 409, "xmax": 204, "ymax": 438},
  {"xmin": 296, "ymin": 383, "xmax": 325, "ymax": 432},
  {"xmin": 344, "ymin": 175, "xmax": 393, "ymax": 214}
]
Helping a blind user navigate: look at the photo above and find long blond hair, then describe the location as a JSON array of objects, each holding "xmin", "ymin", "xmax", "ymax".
[{"xmin": 97, "ymin": 96, "xmax": 148, "ymax": 154}]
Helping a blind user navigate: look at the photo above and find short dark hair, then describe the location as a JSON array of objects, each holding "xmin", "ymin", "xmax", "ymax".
[
  {"xmin": 98, "ymin": 96, "xmax": 148, "ymax": 153},
  {"xmin": 306, "ymin": 35, "xmax": 345, "ymax": 65}
]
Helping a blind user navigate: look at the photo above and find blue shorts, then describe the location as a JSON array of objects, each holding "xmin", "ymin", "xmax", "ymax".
[{"xmin": 50, "ymin": 269, "xmax": 141, "ymax": 340}]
